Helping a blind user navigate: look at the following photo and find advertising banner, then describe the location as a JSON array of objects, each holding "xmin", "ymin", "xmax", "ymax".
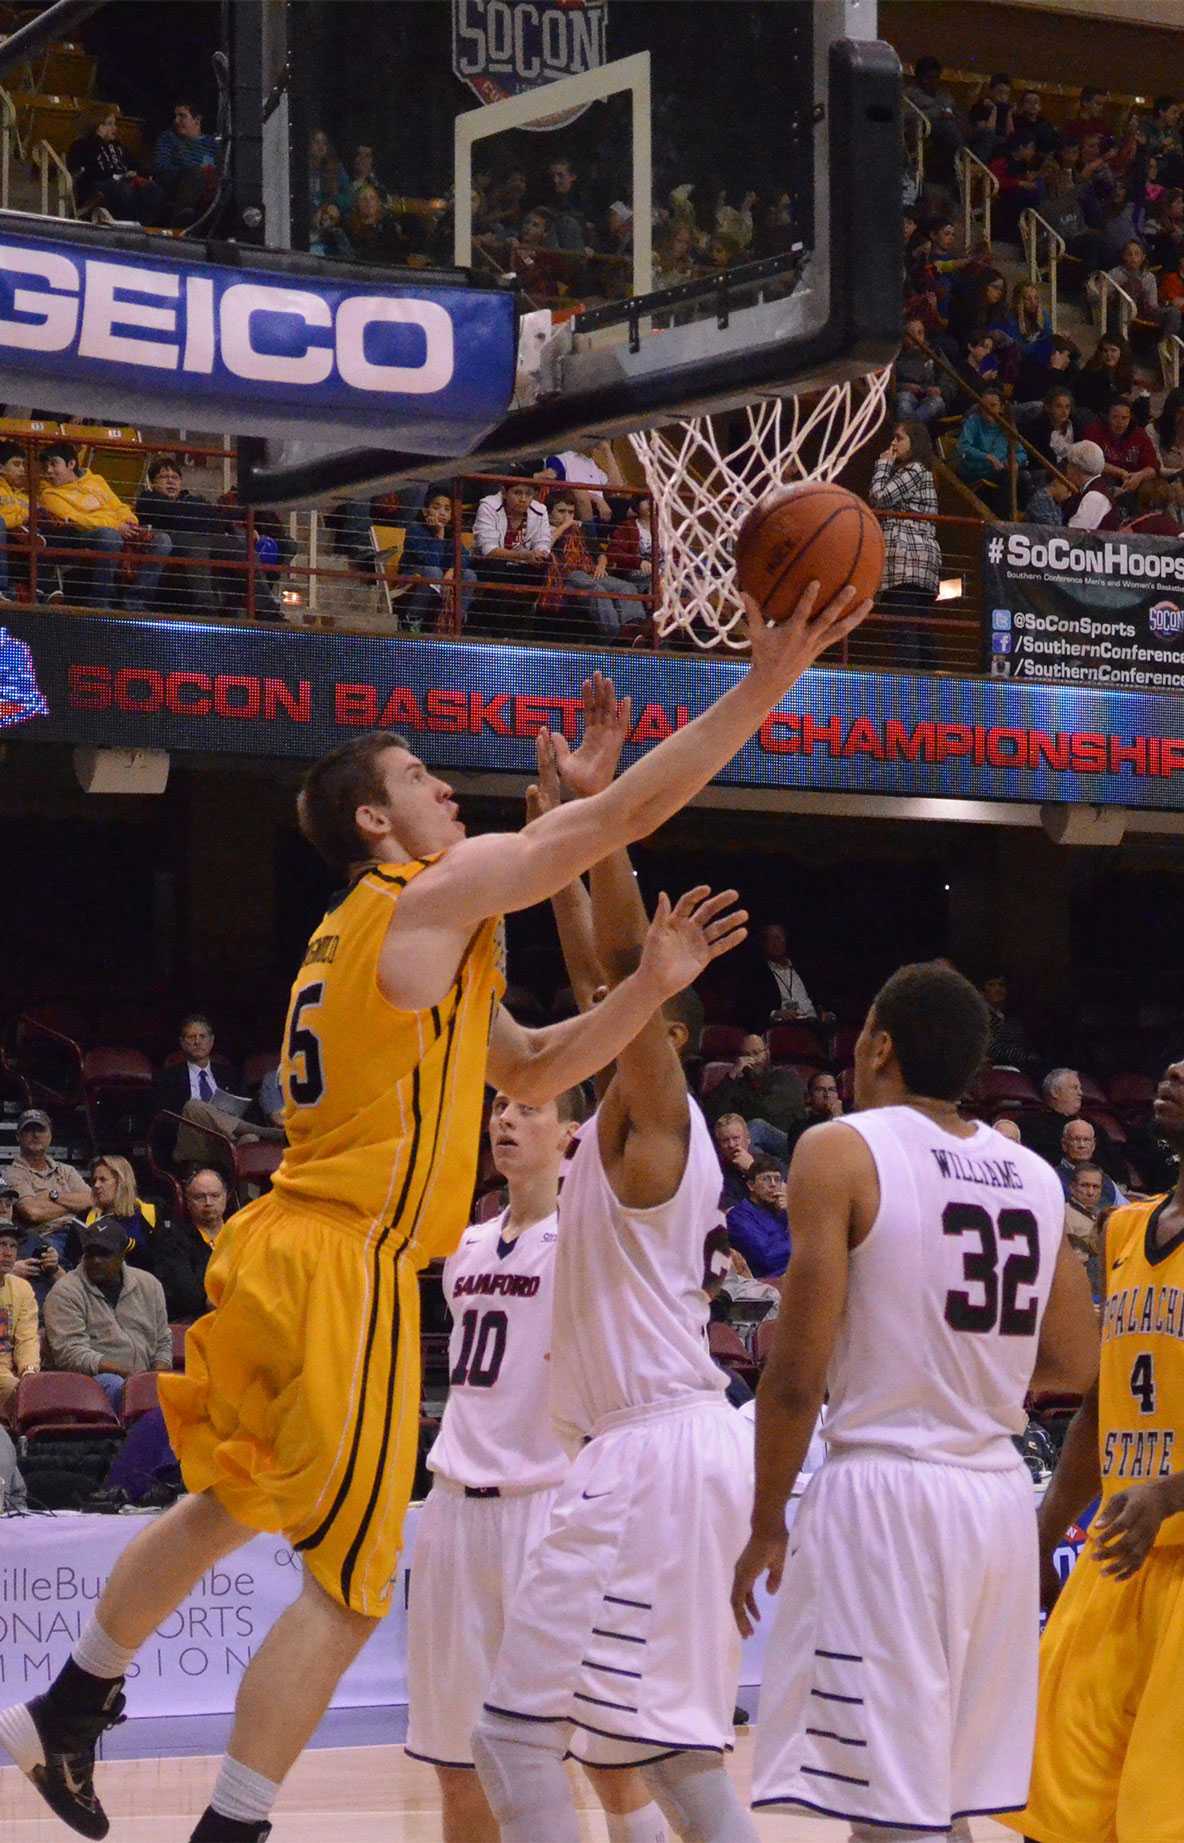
[
  {"xmin": 984, "ymin": 522, "xmax": 1184, "ymax": 693},
  {"xmin": 0, "ymin": 230, "xmax": 517, "ymax": 450},
  {"xmin": 6, "ymin": 610, "xmax": 1184, "ymax": 810},
  {"xmin": 453, "ymin": 0, "xmax": 609, "ymax": 124}
]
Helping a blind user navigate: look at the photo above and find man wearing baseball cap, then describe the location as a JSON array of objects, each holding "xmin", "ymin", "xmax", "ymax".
[
  {"xmin": 0, "ymin": 1207, "xmax": 39, "ymax": 1413},
  {"xmin": 7, "ymin": 1111, "xmax": 91, "ymax": 1306},
  {"xmin": 43, "ymin": 1217, "xmax": 172, "ymax": 1412}
]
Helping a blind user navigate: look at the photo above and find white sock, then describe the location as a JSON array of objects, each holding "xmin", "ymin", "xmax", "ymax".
[
  {"xmin": 605, "ymin": 1802, "xmax": 667, "ymax": 1842},
  {"xmin": 72, "ymin": 1615, "xmax": 137, "ymax": 1682},
  {"xmin": 210, "ymin": 1756, "xmax": 281, "ymax": 1826}
]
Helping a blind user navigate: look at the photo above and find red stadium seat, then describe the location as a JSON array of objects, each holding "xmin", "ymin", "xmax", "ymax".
[
  {"xmin": 831, "ymin": 1025, "xmax": 860, "ymax": 1065},
  {"xmin": 474, "ymin": 1187, "xmax": 506, "ymax": 1222},
  {"xmin": 243, "ymin": 1050, "xmax": 280, "ymax": 1091},
  {"xmin": 234, "ymin": 1140, "xmax": 283, "ymax": 1199},
  {"xmin": 1078, "ymin": 1073, "xmax": 1108, "ymax": 1107},
  {"xmin": 82, "ymin": 1045, "xmax": 155, "ymax": 1155},
  {"xmin": 83, "ymin": 1046, "xmax": 153, "ymax": 1087},
  {"xmin": 121, "ymin": 1370, "xmax": 160, "ymax": 1428},
  {"xmin": 974, "ymin": 1068, "xmax": 1041, "ymax": 1113},
  {"xmin": 11, "ymin": 1372, "xmax": 121, "ymax": 1439},
  {"xmin": 707, "ymin": 1320, "xmax": 758, "ymax": 1387},
  {"xmin": 699, "ymin": 1060, "xmax": 733, "ymax": 1099},
  {"xmin": 700, "ymin": 1024, "xmax": 747, "ymax": 1061},
  {"xmin": 170, "ymin": 1323, "xmax": 190, "ymax": 1370},
  {"xmin": 767, "ymin": 1021, "xmax": 824, "ymax": 1065},
  {"xmin": 1108, "ymin": 1072, "xmax": 1156, "ymax": 1121},
  {"xmin": 1084, "ymin": 1104, "xmax": 1127, "ymax": 1144}
]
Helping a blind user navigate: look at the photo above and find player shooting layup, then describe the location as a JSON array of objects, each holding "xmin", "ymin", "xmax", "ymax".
[
  {"xmin": 474, "ymin": 702, "xmax": 759, "ymax": 1843},
  {"xmin": 733, "ymin": 964, "xmax": 1099, "ymax": 1841},
  {"xmin": 0, "ymin": 582, "xmax": 868, "ymax": 1843}
]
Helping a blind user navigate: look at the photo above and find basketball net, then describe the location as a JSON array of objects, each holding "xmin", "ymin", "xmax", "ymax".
[{"xmin": 627, "ymin": 367, "xmax": 891, "ymax": 649}]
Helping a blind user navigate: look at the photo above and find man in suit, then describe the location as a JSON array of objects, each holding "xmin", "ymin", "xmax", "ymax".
[
  {"xmin": 154, "ymin": 1014, "xmax": 247, "ymax": 1168},
  {"xmin": 736, "ymin": 923, "xmax": 824, "ymax": 1030},
  {"xmin": 1020, "ymin": 1067, "xmax": 1125, "ymax": 1184}
]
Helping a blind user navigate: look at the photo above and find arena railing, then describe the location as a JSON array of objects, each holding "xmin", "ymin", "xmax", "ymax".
[
  {"xmin": 1020, "ymin": 208, "xmax": 1066, "ymax": 333},
  {"xmin": 0, "ymin": 425, "xmax": 1154, "ymax": 691},
  {"xmin": 956, "ymin": 145, "xmax": 998, "ymax": 253}
]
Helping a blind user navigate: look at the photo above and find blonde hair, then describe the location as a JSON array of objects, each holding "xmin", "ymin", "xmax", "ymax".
[{"xmin": 93, "ymin": 1154, "xmax": 138, "ymax": 1217}]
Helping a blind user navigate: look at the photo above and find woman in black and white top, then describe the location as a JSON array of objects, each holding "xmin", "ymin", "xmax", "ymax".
[{"xmin": 869, "ymin": 421, "xmax": 943, "ymax": 667}]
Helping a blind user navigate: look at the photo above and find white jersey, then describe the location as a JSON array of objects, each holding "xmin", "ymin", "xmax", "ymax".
[
  {"xmin": 428, "ymin": 1208, "xmax": 567, "ymax": 1494},
  {"xmin": 824, "ymin": 1107, "xmax": 1065, "ymax": 1468},
  {"xmin": 550, "ymin": 1100, "xmax": 728, "ymax": 1443}
]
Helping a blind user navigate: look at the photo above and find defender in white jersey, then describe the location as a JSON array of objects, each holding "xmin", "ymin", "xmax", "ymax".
[
  {"xmin": 475, "ymin": 707, "xmax": 759, "ymax": 1843},
  {"xmin": 406, "ymin": 1086, "xmax": 666, "ymax": 1843},
  {"xmin": 732, "ymin": 963, "xmax": 1099, "ymax": 1842}
]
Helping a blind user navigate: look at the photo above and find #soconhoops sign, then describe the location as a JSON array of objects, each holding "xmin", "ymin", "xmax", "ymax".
[
  {"xmin": 0, "ymin": 232, "xmax": 518, "ymax": 450},
  {"xmin": 985, "ymin": 522, "xmax": 1184, "ymax": 693},
  {"xmin": 7, "ymin": 611, "xmax": 1184, "ymax": 811}
]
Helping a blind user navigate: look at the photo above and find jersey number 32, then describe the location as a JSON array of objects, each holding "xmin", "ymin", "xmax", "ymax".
[{"xmin": 942, "ymin": 1202, "xmax": 1041, "ymax": 1336}]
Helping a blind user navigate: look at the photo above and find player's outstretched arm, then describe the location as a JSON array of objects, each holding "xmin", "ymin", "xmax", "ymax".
[
  {"xmin": 731, "ymin": 1122, "xmax": 865, "ymax": 1638},
  {"xmin": 487, "ymin": 885, "xmax": 744, "ymax": 1107},
  {"xmin": 1030, "ymin": 1233, "xmax": 1100, "ymax": 1398},
  {"xmin": 1034, "ymin": 1380, "xmax": 1100, "ymax": 1610},
  {"xmin": 397, "ymin": 585, "xmax": 869, "ymax": 936},
  {"xmin": 525, "ymin": 745, "xmax": 606, "ymax": 1017}
]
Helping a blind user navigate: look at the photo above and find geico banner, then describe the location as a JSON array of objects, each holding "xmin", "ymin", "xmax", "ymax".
[
  {"xmin": 6, "ymin": 610, "xmax": 1184, "ymax": 809},
  {"xmin": 0, "ymin": 231, "xmax": 517, "ymax": 449},
  {"xmin": 984, "ymin": 521, "xmax": 1184, "ymax": 692}
]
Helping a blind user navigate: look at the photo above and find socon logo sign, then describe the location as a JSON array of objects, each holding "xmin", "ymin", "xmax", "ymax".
[
  {"xmin": 1150, "ymin": 600, "xmax": 1184, "ymax": 639},
  {"xmin": 453, "ymin": 0, "xmax": 608, "ymax": 127}
]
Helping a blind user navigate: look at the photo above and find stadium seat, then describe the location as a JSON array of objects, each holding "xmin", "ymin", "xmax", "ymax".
[
  {"xmin": 1078, "ymin": 1073, "xmax": 1109, "ymax": 1107},
  {"xmin": 82, "ymin": 1045, "xmax": 155, "ymax": 1157},
  {"xmin": 1108, "ymin": 1072, "xmax": 1156, "ymax": 1122},
  {"xmin": 474, "ymin": 1187, "xmax": 506, "ymax": 1222},
  {"xmin": 837, "ymin": 1067, "xmax": 855, "ymax": 1107},
  {"xmin": 11, "ymin": 1372, "xmax": 121, "ymax": 1439},
  {"xmin": 767, "ymin": 1021, "xmax": 824, "ymax": 1064},
  {"xmin": 700, "ymin": 1024, "xmax": 747, "ymax": 1061},
  {"xmin": 707, "ymin": 1320, "xmax": 758, "ymax": 1389},
  {"xmin": 754, "ymin": 1316, "xmax": 778, "ymax": 1368},
  {"xmin": 243, "ymin": 1049, "xmax": 280, "ymax": 1090},
  {"xmin": 698, "ymin": 1060, "xmax": 733, "ymax": 1099},
  {"xmin": 121, "ymin": 1369, "xmax": 160, "ymax": 1428},
  {"xmin": 973, "ymin": 1067, "xmax": 1041, "ymax": 1113},
  {"xmin": 1084, "ymin": 1104, "xmax": 1128, "ymax": 1144},
  {"xmin": 831, "ymin": 1025, "xmax": 860, "ymax": 1065},
  {"xmin": 170, "ymin": 1323, "xmax": 189, "ymax": 1371},
  {"xmin": 234, "ymin": 1139, "xmax": 283, "ymax": 1201}
]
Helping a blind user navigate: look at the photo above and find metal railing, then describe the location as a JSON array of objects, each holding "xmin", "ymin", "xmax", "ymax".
[
  {"xmin": 34, "ymin": 135, "xmax": 73, "ymax": 218},
  {"xmin": 1095, "ymin": 269, "xmax": 1136, "ymax": 342},
  {"xmin": 0, "ymin": 84, "xmax": 17, "ymax": 203},
  {"xmin": 956, "ymin": 144, "xmax": 998, "ymax": 251},
  {"xmin": 1162, "ymin": 333, "xmax": 1184, "ymax": 393},
  {"xmin": 902, "ymin": 93, "xmax": 931, "ymax": 197},
  {"xmin": 1020, "ymin": 208, "xmax": 1066, "ymax": 333}
]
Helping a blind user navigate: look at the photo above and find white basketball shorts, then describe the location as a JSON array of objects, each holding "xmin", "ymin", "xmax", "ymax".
[
  {"xmin": 752, "ymin": 1448, "xmax": 1038, "ymax": 1832},
  {"xmin": 484, "ymin": 1394, "xmax": 754, "ymax": 1766},
  {"xmin": 405, "ymin": 1479, "xmax": 561, "ymax": 1768}
]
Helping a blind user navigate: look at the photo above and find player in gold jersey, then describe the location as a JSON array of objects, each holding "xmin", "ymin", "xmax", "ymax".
[
  {"xmin": 1002, "ymin": 1056, "xmax": 1184, "ymax": 1843},
  {"xmin": 0, "ymin": 581, "xmax": 871, "ymax": 1843}
]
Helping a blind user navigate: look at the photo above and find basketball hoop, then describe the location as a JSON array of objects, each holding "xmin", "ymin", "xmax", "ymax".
[{"xmin": 628, "ymin": 368, "xmax": 892, "ymax": 649}]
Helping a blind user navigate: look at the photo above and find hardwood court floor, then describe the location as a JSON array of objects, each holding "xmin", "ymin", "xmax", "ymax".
[{"xmin": 1, "ymin": 1736, "xmax": 1019, "ymax": 1841}]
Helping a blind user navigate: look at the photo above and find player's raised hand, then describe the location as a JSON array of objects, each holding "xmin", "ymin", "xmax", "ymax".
[
  {"xmin": 639, "ymin": 885, "xmax": 748, "ymax": 1000},
  {"xmin": 1093, "ymin": 1481, "xmax": 1172, "ymax": 1580},
  {"xmin": 546, "ymin": 672, "xmax": 634, "ymax": 801},
  {"xmin": 730, "ymin": 1529, "xmax": 788, "ymax": 1638},
  {"xmin": 526, "ymin": 725, "xmax": 565, "ymax": 820},
  {"xmin": 741, "ymin": 583, "xmax": 872, "ymax": 692}
]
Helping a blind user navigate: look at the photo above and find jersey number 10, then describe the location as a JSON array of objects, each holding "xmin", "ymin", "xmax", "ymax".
[
  {"xmin": 450, "ymin": 1308, "xmax": 509, "ymax": 1388},
  {"xmin": 942, "ymin": 1202, "xmax": 1041, "ymax": 1336}
]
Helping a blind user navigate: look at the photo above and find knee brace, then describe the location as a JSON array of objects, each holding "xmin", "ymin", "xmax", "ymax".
[
  {"xmin": 642, "ymin": 1751, "xmax": 758, "ymax": 1843},
  {"xmin": 471, "ymin": 1710, "xmax": 579, "ymax": 1843}
]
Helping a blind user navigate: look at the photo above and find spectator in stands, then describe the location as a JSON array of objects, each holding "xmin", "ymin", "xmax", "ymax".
[
  {"xmin": 135, "ymin": 456, "xmax": 220, "ymax": 613},
  {"xmin": 1108, "ymin": 238, "xmax": 1181, "ymax": 339},
  {"xmin": 1082, "ymin": 398, "xmax": 1159, "ymax": 507},
  {"xmin": 346, "ymin": 182, "xmax": 405, "ymax": 262},
  {"xmin": 949, "ymin": 334, "xmax": 1002, "ymax": 412},
  {"xmin": 0, "ymin": 440, "xmax": 32, "ymax": 605},
  {"xmin": 782, "ymin": 1070, "xmax": 845, "ymax": 1167},
  {"xmin": 1058, "ymin": 1118, "xmax": 1125, "ymax": 1209},
  {"xmin": 714, "ymin": 1114, "xmax": 785, "ymax": 1207},
  {"xmin": 310, "ymin": 201, "xmax": 353, "ymax": 260},
  {"xmin": 1063, "ymin": 88, "xmax": 1111, "ymax": 149},
  {"xmin": 1062, "ymin": 438, "xmax": 1121, "ymax": 530},
  {"xmin": 904, "ymin": 59, "xmax": 963, "ymax": 184},
  {"xmin": 947, "ymin": 268, "xmax": 1008, "ymax": 353},
  {"xmin": 982, "ymin": 974, "xmax": 1032, "ymax": 1067},
  {"xmin": 703, "ymin": 1033, "xmax": 805, "ymax": 1141},
  {"xmin": 67, "ymin": 108, "xmax": 164, "ymax": 226},
  {"xmin": 38, "ymin": 443, "xmax": 171, "ymax": 612},
  {"xmin": 602, "ymin": 200, "xmax": 633, "ymax": 263},
  {"xmin": 153, "ymin": 1168, "xmax": 228, "ymax": 1321},
  {"xmin": 85, "ymin": 1156, "xmax": 159, "ymax": 1275},
  {"xmin": 346, "ymin": 143, "xmax": 389, "ymax": 206},
  {"xmin": 212, "ymin": 490, "xmax": 296, "ymax": 619},
  {"xmin": 481, "ymin": 166, "xmax": 529, "ymax": 237},
  {"xmin": 725, "ymin": 1155, "xmax": 790, "ymax": 1282},
  {"xmin": 737, "ymin": 921, "xmax": 822, "ymax": 1027},
  {"xmin": 540, "ymin": 155, "xmax": 587, "ymax": 253},
  {"xmin": 153, "ymin": 1013, "xmax": 241, "ymax": 1123},
  {"xmin": 894, "ymin": 317, "xmax": 949, "ymax": 425},
  {"xmin": 0, "ymin": 1216, "xmax": 39, "ymax": 1412},
  {"xmin": 1021, "ymin": 1067, "xmax": 1124, "ymax": 1179},
  {"xmin": 967, "ymin": 75, "xmax": 1015, "ymax": 164},
  {"xmin": 1138, "ymin": 96, "xmax": 1182, "ymax": 173},
  {"xmin": 870, "ymin": 421, "xmax": 942, "ymax": 666},
  {"xmin": 472, "ymin": 476, "xmax": 552, "ymax": 631},
  {"xmin": 308, "ymin": 129, "xmax": 348, "ymax": 215},
  {"xmin": 1034, "ymin": 160, "xmax": 1105, "ymax": 280},
  {"xmin": 8, "ymin": 1109, "xmax": 91, "ymax": 1285},
  {"xmin": 152, "ymin": 99, "xmax": 220, "ymax": 228},
  {"xmin": 539, "ymin": 492, "xmax": 642, "ymax": 637},
  {"xmin": 1124, "ymin": 474, "xmax": 1181, "ymax": 535},
  {"xmin": 1064, "ymin": 1164, "xmax": 1107, "ymax": 1291},
  {"xmin": 43, "ymin": 1217, "xmax": 171, "ymax": 1410},
  {"xmin": 1014, "ymin": 332, "xmax": 1080, "ymax": 410},
  {"xmin": 990, "ymin": 132, "xmax": 1045, "ymax": 240},
  {"xmin": 1020, "ymin": 386, "xmax": 1082, "ymax": 475},
  {"xmin": 1097, "ymin": 181, "xmax": 1140, "ymax": 265},
  {"xmin": 653, "ymin": 220, "xmax": 697, "ymax": 288},
  {"xmin": 993, "ymin": 1116, "xmax": 1024, "ymax": 1145},
  {"xmin": 1016, "ymin": 91, "xmax": 1060, "ymax": 161},
  {"xmin": 540, "ymin": 444, "xmax": 617, "ymax": 523},
  {"xmin": 399, "ymin": 489, "xmax": 477, "ymax": 630},
  {"xmin": 1003, "ymin": 282, "xmax": 1054, "ymax": 364},
  {"xmin": 603, "ymin": 491, "xmax": 653, "ymax": 594},
  {"xmin": 1074, "ymin": 334, "xmax": 1135, "ymax": 421},
  {"xmin": 955, "ymin": 387, "xmax": 1026, "ymax": 494}
]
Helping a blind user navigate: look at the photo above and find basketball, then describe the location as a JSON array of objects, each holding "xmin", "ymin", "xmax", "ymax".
[{"xmin": 733, "ymin": 482, "xmax": 885, "ymax": 624}]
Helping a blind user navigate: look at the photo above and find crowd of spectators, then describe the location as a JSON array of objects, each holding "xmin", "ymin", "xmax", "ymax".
[
  {"xmin": 67, "ymin": 98, "xmax": 221, "ymax": 231},
  {"xmin": 897, "ymin": 71, "xmax": 1184, "ymax": 539}
]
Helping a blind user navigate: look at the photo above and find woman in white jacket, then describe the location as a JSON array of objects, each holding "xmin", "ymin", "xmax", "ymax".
[{"xmin": 471, "ymin": 476, "xmax": 552, "ymax": 635}]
